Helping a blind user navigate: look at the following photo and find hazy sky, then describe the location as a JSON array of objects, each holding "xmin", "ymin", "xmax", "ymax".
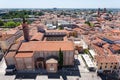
[{"xmin": 0, "ymin": 0, "xmax": 119, "ymax": 8}]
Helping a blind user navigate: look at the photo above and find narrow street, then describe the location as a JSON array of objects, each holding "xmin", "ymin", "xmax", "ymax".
[{"xmin": 75, "ymin": 54, "xmax": 102, "ymax": 80}]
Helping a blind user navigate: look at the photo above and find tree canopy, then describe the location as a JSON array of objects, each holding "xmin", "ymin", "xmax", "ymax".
[
  {"xmin": 4, "ymin": 21, "xmax": 21, "ymax": 28},
  {"xmin": 0, "ymin": 20, "xmax": 4, "ymax": 26},
  {"xmin": 1, "ymin": 10, "xmax": 44, "ymax": 19},
  {"xmin": 85, "ymin": 21, "xmax": 94, "ymax": 27}
]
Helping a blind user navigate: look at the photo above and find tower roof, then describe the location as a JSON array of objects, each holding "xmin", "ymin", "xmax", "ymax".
[{"xmin": 23, "ymin": 17, "xmax": 26, "ymax": 24}]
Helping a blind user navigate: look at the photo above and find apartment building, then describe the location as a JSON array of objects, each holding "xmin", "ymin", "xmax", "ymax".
[{"xmin": 95, "ymin": 55, "xmax": 119, "ymax": 73}]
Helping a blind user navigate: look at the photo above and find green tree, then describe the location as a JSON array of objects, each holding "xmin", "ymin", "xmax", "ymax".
[
  {"xmin": 58, "ymin": 48, "xmax": 63, "ymax": 68},
  {"xmin": 16, "ymin": 22, "xmax": 21, "ymax": 26},
  {"xmin": 38, "ymin": 12, "xmax": 44, "ymax": 16},
  {"xmin": 4, "ymin": 21, "xmax": 16, "ymax": 28},
  {"xmin": 85, "ymin": 21, "xmax": 91, "ymax": 26},
  {"xmin": 85, "ymin": 21, "xmax": 94, "ymax": 27},
  {"xmin": 2, "ymin": 10, "xmax": 45, "ymax": 19},
  {"xmin": 0, "ymin": 20, "xmax": 4, "ymax": 26},
  {"xmin": 58, "ymin": 25, "xmax": 63, "ymax": 30}
]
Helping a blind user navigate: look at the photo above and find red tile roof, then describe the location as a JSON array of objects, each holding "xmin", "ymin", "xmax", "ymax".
[
  {"xmin": 103, "ymin": 36, "xmax": 120, "ymax": 41},
  {"xmin": 0, "ymin": 34, "xmax": 13, "ymax": 41},
  {"xmin": 30, "ymin": 33, "xmax": 43, "ymax": 41},
  {"xmin": 110, "ymin": 44, "xmax": 120, "ymax": 51},
  {"xmin": 5, "ymin": 29, "xmax": 18, "ymax": 35},
  {"xmin": 92, "ymin": 44, "xmax": 105, "ymax": 56},
  {"xmin": 15, "ymin": 52, "xmax": 34, "ymax": 58},
  {"xmin": 111, "ymin": 30, "xmax": 120, "ymax": 33},
  {"xmin": 18, "ymin": 41, "xmax": 74, "ymax": 52},
  {"xmin": 5, "ymin": 52, "xmax": 16, "ymax": 58},
  {"xmin": 95, "ymin": 55, "xmax": 118, "ymax": 63}
]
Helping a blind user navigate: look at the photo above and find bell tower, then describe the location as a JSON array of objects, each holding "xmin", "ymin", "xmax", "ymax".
[
  {"xmin": 22, "ymin": 18, "xmax": 29, "ymax": 42},
  {"xmin": 98, "ymin": 8, "xmax": 100, "ymax": 16},
  {"xmin": 103, "ymin": 8, "xmax": 107, "ymax": 13}
]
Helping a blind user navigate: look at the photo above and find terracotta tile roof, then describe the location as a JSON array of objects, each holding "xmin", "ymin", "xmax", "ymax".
[
  {"xmin": 37, "ymin": 24, "xmax": 46, "ymax": 29},
  {"xmin": 91, "ymin": 37, "xmax": 104, "ymax": 44},
  {"xmin": 9, "ymin": 41, "xmax": 22, "ymax": 51},
  {"xmin": 5, "ymin": 52, "xmax": 16, "ymax": 58},
  {"xmin": 102, "ymin": 43, "xmax": 113, "ymax": 55},
  {"xmin": 5, "ymin": 29, "xmax": 18, "ymax": 35},
  {"xmin": 116, "ymin": 44, "xmax": 120, "ymax": 47},
  {"xmin": 103, "ymin": 36, "xmax": 120, "ymax": 41},
  {"xmin": 15, "ymin": 52, "xmax": 34, "ymax": 58},
  {"xmin": 105, "ymin": 48, "xmax": 113, "ymax": 55},
  {"xmin": 110, "ymin": 44, "xmax": 120, "ymax": 51},
  {"xmin": 95, "ymin": 55, "xmax": 118, "ymax": 63},
  {"xmin": 73, "ymin": 28, "xmax": 80, "ymax": 32},
  {"xmin": 111, "ymin": 30, "xmax": 120, "ymax": 33},
  {"xmin": 0, "ymin": 34, "xmax": 13, "ymax": 41},
  {"xmin": 16, "ymin": 36, "xmax": 24, "ymax": 42},
  {"xmin": 30, "ymin": 33, "xmax": 43, "ymax": 41},
  {"xmin": 92, "ymin": 44, "xmax": 105, "ymax": 56},
  {"xmin": 102, "ymin": 43, "xmax": 109, "ymax": 48},
  {"xmin": 18, "ymin": 41, "xmax": 74, "ymax": 52},
  {"xmin": 29, "ymin": 28, "xmax": 38, "ymax": 36}
]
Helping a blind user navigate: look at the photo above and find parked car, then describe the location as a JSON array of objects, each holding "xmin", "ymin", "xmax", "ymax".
[{"xmin": 89, "ymin": 67, "xmax": 96, "ymax": 72}]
